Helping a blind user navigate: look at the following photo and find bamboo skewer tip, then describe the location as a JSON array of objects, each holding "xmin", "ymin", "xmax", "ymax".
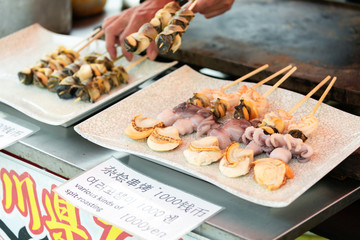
[
  {"xmin": 250, "ymin": 64, "xmax": 292, "ymax": 90},
  {"xmin": 124, "ymin": 55, "xmax": 148, "ymax": 71},
  {"xmin": 76, "ymin": 29, "xmax": 105, "ymax": 54},
  {"xmin": 221, "ymin": 64, "xmax": 269, "ymax": 90},
  {"xmin": 262, "ymin": 66, "xmax": 297, "ymax": 98},
  {"xmin": 310, "ymin": 76, "xmax": 337, "ymax": 116},
  {"xmin": 288, "ymin": 75, "xmax": 331, "ymax": 115}
]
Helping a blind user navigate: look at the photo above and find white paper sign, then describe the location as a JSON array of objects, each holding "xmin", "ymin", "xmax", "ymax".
[
  {"xmin": 54, "ymin": 157, "xmax": 223, "ymax": 240},
  {"xmin": 0, "ymin": 117, "xmax": 35, "ymax": 149}
]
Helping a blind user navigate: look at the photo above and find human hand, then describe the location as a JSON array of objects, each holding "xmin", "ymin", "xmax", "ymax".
[
  {"xmin": 191, "ymin": 0, "xmax": 234, "ymax": 18},
  {"xmin": 103, "ymin": 0, "xmax": 172, "ymax": 61}
]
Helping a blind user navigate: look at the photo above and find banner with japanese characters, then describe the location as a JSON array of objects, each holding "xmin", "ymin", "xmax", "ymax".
[{"xmin": 0, "ymin": 152, "xmax": 209, "ymax": 240}]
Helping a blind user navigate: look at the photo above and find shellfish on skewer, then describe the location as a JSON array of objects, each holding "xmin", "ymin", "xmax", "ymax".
[{"xmin": 124, "ymin": 1, "xmax": 181, "ymax": 54}]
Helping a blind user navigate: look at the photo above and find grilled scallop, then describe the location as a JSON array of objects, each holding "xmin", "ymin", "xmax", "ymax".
[
  {"xmin": 253, "ymin": 158, "xmax": 293, "ymax": 190},
  {"xmin": 147, "ymin": 126, "xmax": 182, "ymax": 151},
  {"xmin": 125, "ymin": 114, "xmax": 164, "ymax": 140},
  {"xmin": 183, "ymin": 136, "xmax": 223, "ymax": 166},
  {"xmin": 219, "ymin": 142, "xmax": 253, "ymax": 177}
]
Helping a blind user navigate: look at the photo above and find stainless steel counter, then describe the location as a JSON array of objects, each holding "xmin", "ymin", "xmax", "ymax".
[{"xmin": 2, "ymin": 95, "xmax": 360, "ymax": 240}]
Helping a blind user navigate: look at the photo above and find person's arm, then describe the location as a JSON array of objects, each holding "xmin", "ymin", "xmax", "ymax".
[
  {"xmin": 103, "ymin": 0, "xmax": 235, "ymax": 61},
  {"xmin": 192, "ymin": 0, "xmax": 234, "ymax": 18},
  {"xmin": 103, "ymin": 0, "xmax": 172, "ymax": 61}
]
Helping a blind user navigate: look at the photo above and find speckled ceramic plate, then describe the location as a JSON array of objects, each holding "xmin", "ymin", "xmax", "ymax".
[
  {"xmin": 74, "ymin": 65, "xmax": 360, "ymax": 207},
  {"xmin": 0, "ymin": 24, "xmax": 176, "ymax": 127}
]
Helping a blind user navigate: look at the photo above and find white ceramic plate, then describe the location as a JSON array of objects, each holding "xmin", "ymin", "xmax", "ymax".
[
  {"xmin": 74, "ymin": 65, "xmax": 360, "ymax": 207},
  {"xmin": 0, "ymin": 24, "xmax": 177, "ymax": 127}
]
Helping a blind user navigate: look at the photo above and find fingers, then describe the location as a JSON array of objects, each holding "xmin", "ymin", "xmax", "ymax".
[
  {"xmin": 102, "ymin": 15, "xmax": 119, "ymax": 29},
  {"xmin": 147, "ymin": 42, "xmax": 158, "ymax": 60},
  {"xmin": 192, "ymin": 0, "xmax": 234, "ymax": 18}
]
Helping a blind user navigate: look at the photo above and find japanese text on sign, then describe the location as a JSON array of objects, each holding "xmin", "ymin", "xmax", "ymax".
[{"xmin": 54, "ymin": 157, "xmax": 222, "ymax": 240}]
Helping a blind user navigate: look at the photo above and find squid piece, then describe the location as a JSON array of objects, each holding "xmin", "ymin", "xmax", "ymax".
[
  {"xmin": 253, "ymin": 158, "xmax": 293, "ymax": 190},
  {"xmin": 147, "ymin": 126, "xmax": 182, "ymax": 151},
  {"xmin": 183, "ymin": 136, "xmax": 223, "ymax": 166},
  {"xmin": 125, "ymin": 114, "xmax": 165, "ymax": 140},
  {"xmin": 219, "ymin": 142, "xmax": 253, "ymax": 177}
]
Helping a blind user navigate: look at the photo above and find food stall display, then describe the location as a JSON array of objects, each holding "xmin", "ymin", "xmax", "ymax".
[{"xmin": 1, "ymin": 0, "xmax": 360, "ymax": 239}]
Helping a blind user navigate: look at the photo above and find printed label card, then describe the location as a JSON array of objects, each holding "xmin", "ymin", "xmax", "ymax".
[{"xmin": 54, "ymin": 157, "xmax": 223, "ymax": 240}]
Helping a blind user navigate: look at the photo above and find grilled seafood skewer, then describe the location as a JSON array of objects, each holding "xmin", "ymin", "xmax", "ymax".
[
  {"xmin": 155, "ymin": 4, "xmax": 195, "ymax": 54},
  {"xmin": 258, "ymin": 75, "xmax": 332, "ymax": 136},
  {"xmin": 234, "ymin": 66, "xmax": 296, "ymax": 122},
  {"xmin": 287, "ymin": 76, "xmax": 337, "ymax": 141},
  {"xmin": 124, "ymin": 1, "xmax": 181, "ymax": 54}
]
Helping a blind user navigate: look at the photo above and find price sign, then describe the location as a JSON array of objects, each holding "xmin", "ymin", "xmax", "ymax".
[
  {"xmin": 54, "ymin": 157, "xmax": 223, "ymax": 240},
  {"xmin": 0, "ymin": 117, "xmax": 36, "ymax": 149}
]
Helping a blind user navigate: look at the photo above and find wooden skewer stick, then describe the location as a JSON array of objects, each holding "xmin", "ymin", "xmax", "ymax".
[
  {"xmin": 125, "ymin": 55, "xmax": 148, "ymax": 71},
  {"xmin": 71, "ymin": 27, "xmax": 102, "ymax": 50},
  {"xmin": 287, "ymin": 75, "xmax": 331, "ymax": 115},
  {"xmin": 262, "ymin": 66, "xmax": 297, "ymax": 98},
  {"xmin": 74, "ymin": 97, "xmax": 82, "ymax": 103},
  {"xmin": 188, "ymin": 0, "xmax": 199, "ymax": 11},
  {"xmin": 250, "ymin": 64, "xmax": 292, "ymax": 90},
  {"xmin": 310, "ymin": 76, "xmax": 337, "ymax": 116},
  {"xmin": 113, "ymin": 54, "xmax": 124, "ymax": 63},
  {"xmin": 221, "ymin": 64, "xmax": 269, "ymax": 90},
  {"xmin": 76, "ymin": 29, "xmax": 105, "ymax": 54}
]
